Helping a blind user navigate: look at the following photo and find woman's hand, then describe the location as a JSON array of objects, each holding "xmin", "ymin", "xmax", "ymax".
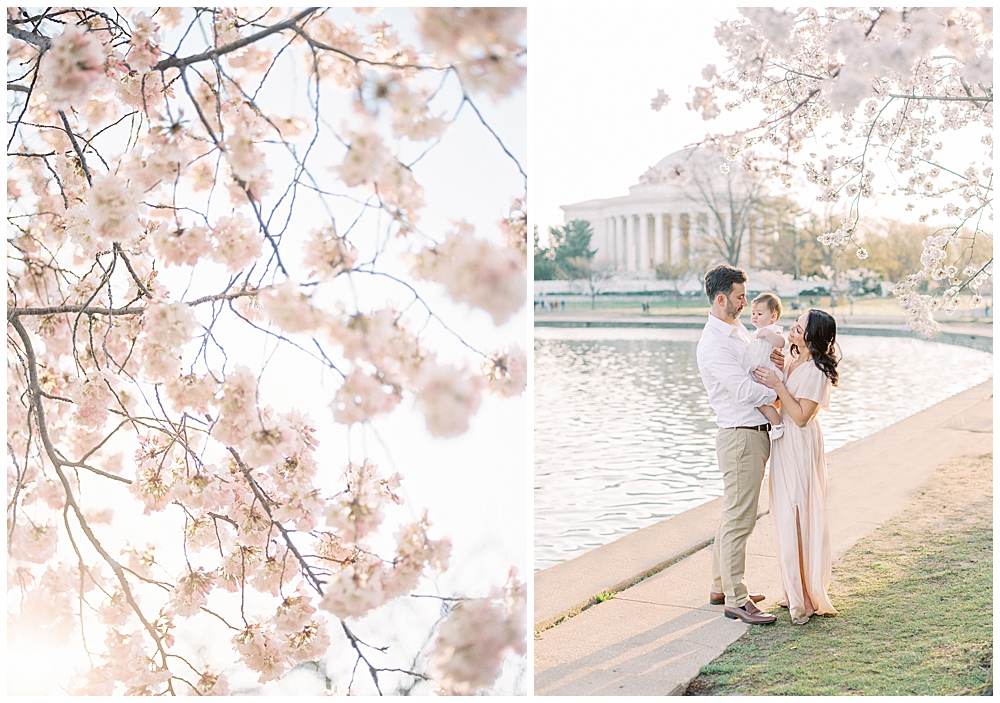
[{"xmin": 754, "ymin": 367, "xmax": 781, "ymax": 389}]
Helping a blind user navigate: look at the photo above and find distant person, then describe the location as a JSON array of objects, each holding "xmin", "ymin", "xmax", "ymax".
[
  {"xmin": 560, "ymin": 300, "xmax": 565, "ymax": 310},
  {"xmin": 754, "ymin": 309, "xmax": 841, "ymax": 626},
  {"xmin": 696, "ymin": 264, "xmax": 782, "ymax": 625}
]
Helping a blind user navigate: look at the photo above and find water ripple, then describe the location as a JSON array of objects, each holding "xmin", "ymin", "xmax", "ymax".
[{"xmin": 534, "ymin": 328, "xmax": 993, "ymax": 571}]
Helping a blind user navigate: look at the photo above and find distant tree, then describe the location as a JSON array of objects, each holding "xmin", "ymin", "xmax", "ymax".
[
  {"xmin": 568, "ymin": 257, "xmax": 614, "ymax": 309},
  {"xmin": 757, "ymin": 197, "xmax": 814, "ymax": 279},
  {"xmin": 654, "ymin": 260, "xmax": 695, "ymax": 297},
  {"xmin": 548, "ymin": 219, "xmax": 595, "ymax": 278},
  {"xmin": 533, "ymin": 225, "xmax": 557, "ymax": 280},
  {"xmin": 686, "ymin": 157, "xmax": 769, "ymax": 267}
]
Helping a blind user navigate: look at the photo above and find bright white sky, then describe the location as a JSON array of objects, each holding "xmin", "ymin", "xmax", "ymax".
[{"xmin": 532, "ymin": 7, "xmax": 746, "ymax": 238}]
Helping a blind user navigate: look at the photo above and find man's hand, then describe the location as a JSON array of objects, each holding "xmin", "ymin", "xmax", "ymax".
[{"xmin": 769, "ymin": 348, "xmax": 785, "ymax": 370}]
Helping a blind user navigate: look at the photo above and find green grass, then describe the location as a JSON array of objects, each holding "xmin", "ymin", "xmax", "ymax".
[{"xmin": 685, "ymin": 455, "xmax": 993, "ymax": 696}]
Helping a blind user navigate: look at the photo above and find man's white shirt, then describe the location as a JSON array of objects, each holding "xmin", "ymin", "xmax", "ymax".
[{"xmin": 696, "ymin": 313, "xmax": 778, "ymax": 428}]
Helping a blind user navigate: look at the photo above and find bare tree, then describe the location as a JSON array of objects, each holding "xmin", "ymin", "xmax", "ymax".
[
  {"xmin": 684, "ymin": 155, "xmax": 769, "ymax": 267},
  {"xmin": 568, "ymin": 257, "xmax": 614, "ymax": 309}
]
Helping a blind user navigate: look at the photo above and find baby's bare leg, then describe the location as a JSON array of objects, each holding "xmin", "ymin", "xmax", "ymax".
[{"xmin": 758, "ymin": 404, "xmax": 782, "ymax": 427}]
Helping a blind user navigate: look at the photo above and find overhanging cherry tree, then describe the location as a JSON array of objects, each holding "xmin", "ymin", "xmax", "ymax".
[
  {"xmin": 7, "ymin": 7, "xmax": 526, "ymax": 695},
  {"xmin": 655, "ymin": 7, "xmax": 992, "ymax": 335}
]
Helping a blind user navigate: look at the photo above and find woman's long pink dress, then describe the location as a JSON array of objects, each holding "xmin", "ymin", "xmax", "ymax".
[{"xmin": 769, "ymin": 359, "xmax": 838, "ymax": 625}]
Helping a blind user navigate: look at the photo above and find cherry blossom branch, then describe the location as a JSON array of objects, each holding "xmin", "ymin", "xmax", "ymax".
[
  {"xmin": 458, "ymin": 93, "xmax": 526, "ymax": 184},
  {"xmin": 292, "ymin": 25, "xmax": 446, "ymax": 72},
  {"xmin": 225, "ymin": 446, "xmax": 325, "ymax": 594},
  {"xmin": 888, "ymin": 93, "xmax": 992, "ymax": 103},
  {"xmin": 56, "ymin": 110, "xmax": 93, "ymax": 185},
  {"xmin": 8, "ymin": 314, "xmax": 173, "ymax": 685},
  {"xmin": 153, "ymin": 8, "xmax": 319, "ymax": 72},
  {"xmin": 5, "ymin": 23, "xmax": 51, "ymax": 50}
]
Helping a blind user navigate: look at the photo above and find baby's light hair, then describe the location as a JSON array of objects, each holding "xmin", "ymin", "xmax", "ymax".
[{"xmin": 752, "ymin": 291, "xmax": 782, "ymax": 319}]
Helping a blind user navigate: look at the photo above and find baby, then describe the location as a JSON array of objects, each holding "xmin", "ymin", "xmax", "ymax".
[{"xmin": 747, "ymin": 292, "xmax": 785, "ymax": 440}]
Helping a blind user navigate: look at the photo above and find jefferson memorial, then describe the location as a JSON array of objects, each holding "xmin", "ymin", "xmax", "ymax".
[{"xmin": 561, "ymin": 147, "xmax": 768, "ymax": 274}]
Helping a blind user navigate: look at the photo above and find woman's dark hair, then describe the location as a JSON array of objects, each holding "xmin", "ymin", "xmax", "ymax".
[
  {"xmin": 791, "ymin": 309, "xmax": 839, "ymax": 386},
  {"xmin": 704, "ymin": 265, "xmax": 747, "ymax": 302}
]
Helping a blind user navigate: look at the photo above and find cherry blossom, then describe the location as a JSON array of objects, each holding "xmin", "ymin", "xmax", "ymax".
[
  {"xmin": 7, "ymin": 7, "xmax": 525, "ymax": 696},
  {"xmin": 656, "ymin": 7, "xmax": 992, "ymax": 336},
  {"xmin": 39, "ymin": 23, "xmax": 107, "ymax": 110},
  {"xmin": 412, "ymin": 221, "xmax": 527, "ymax": 325},
  {"xmin": 429, "ymin": 569, "xmax": 527, "ymax": 695}
]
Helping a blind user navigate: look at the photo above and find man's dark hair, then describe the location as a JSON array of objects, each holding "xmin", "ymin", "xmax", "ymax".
[{"xmin": 704, "ymin": 265, "xmax": 747, "ymax": 302}]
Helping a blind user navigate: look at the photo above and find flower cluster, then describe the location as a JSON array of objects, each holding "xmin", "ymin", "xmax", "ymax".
[
  {"xmin": 429, "ymin": 569, "xmax": 527, "ymax": 695},
  {"xmin": 416, "ymin": 8, "xmax": 527, "ymax": 100},
  {"xmin": 411, "ymin": 221, "xmax": 527, "ymax": 325},
  {"xmin": 40, "ymin": 24, "xmax": 108, "ymax": 109}
]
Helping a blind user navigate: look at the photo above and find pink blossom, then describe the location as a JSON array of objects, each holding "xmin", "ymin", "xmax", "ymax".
[
  {"xmin": 284, "ymin": 620, "xmax": 331, "ymax": 664},
  {"xmin": 332, "ymin": 368, "xmax": 402, "ymax": 425},
  {"xmin": 127, "ymin": 12, "xmax": 162, "ymax": 72},
  {"xmin": 168, "ymin": 567, "xmax": 216, "ymax": 617},
  {"xmin": 415, "ymin": 360, "xmax": 485, "ymax": 438},
  {"xmin": 151, "ymin": 222, "xmax": 212, "ymax": 267},
  {"xmin": 41, "ymin": 24, "xmax": 108, "ymax": 110},
  {"xmin": 210, "ymin": 212, "xmax": 263, "ymax": 272},
  {"xmin": 324, "ymin": 459, "xmax": 402, "ymax": 541},
  {"xmin": 234, "ymin": 624, "xmax": 293, "ymax": 683},
  {"xmin": 196, "ymin": 669, "xmax": 231, "ymax": 696},
  {"xmin": 70, "ymin": 371, "xmax": 111, "ymax": 429},
  {"xmin": 429, "ymin": 570, "xmax": 526, "ymax": 695},
  {"xmin": 212, "ymin": 365, "xmax": 259, "ymax": 446},
  {"xmin": 318, "ymin": 556, "xmax": 387, "ymax": 619},
  {"xmin": 484, "ymin": 345, "xmax": 527, "ymax": 398},
  {"xmin": 259, "ymin": 282, "xmax": 329, "ymax": 333},
  {"xmin": 411, "ymin": 221, "xmax": 526, "ymax": 325},
  {"xmin": 250, "ymin": 552, "xmax": 297, "ymax": 597},
  {"xmin": 138, "ymin": 301, "xmax": 197, "ymax": 382},
  {"xmin": 336, "ymin": 125, "xmax": 393, "ymax": 187},
  {"xmin": 88, "ymin": 172, "xmax": 142, "ymax": 244},
  {"xmin": 97, "ymin": 587, "xmax": 133, "ymax": 627},
  {"xmin": 9, "ymin": 521, "xmax": 58, "ymax": 564},
  {"xmin": 273, "ymin": 586, "xmax": 319, "ymax": 634},
  {"xmin": 164, "ymin": 372, "xmax": 218, "ymax": 413},
  {"xmin": 416, "ymin": 9, "xmax": 526, "ymax": 100},
  {"xmin": 303, "ymin": 224, "xmax": 358, "ymax": 280}
]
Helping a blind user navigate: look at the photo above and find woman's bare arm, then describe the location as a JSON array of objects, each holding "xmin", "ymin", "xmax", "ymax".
[{"xmin": 753, "ymin": 367, "xmax": 820, "ymax": 428}]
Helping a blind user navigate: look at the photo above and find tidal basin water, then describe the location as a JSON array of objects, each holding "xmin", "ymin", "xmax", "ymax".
[{"xmin": 534, "ymin": 326, "xmax": 993, "ymax": 572}]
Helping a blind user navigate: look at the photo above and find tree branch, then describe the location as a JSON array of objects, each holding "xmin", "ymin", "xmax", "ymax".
[{"xmin": 153, "ymin": 8, "xmax": 319, "ymax": 72}]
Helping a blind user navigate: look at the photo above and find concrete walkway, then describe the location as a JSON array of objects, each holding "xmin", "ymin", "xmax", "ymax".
[{"xmin": 534, "ymin": 379, "xmax": 993, "ymax": 696}]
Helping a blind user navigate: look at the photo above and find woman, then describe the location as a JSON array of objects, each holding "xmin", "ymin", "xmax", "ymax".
[{"xmin": 753, "ymin": 309, "xmax": 839, "ymax": 625}]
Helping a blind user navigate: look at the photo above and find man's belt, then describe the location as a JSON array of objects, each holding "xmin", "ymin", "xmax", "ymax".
[{"xmin": 729, "ymin": 424, "xmax": 771, "ymax": 432}]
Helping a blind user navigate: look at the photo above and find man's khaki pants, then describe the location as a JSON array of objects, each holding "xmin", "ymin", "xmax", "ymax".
[{"xmin": 711, "ymin": 427, "xmax": 771, "ymax": 608}]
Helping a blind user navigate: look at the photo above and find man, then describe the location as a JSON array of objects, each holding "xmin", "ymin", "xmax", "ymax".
[{"xmin": 696, "ymin": 264, "xmax": 781, "ymax": 625}]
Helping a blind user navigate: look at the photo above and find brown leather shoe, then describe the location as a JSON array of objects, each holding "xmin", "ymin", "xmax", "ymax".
[
  {"xmin": 724, "ymin": 600, "xmax": 776, "ymax": 624},
  {"xmin": 710, "ymin": 592, "xmax": 765, "ymax": 606}
]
